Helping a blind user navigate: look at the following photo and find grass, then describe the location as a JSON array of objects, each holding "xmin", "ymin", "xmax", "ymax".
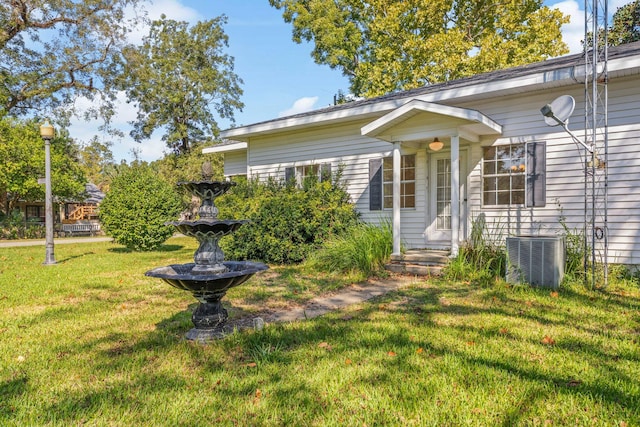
[
  {"xmin": 1, "ymin": 237, "xmax": 639, "ymax": 425},
  {"xmin": 306, "ymin": 220, "xmax": 393, "ymax": 277}
]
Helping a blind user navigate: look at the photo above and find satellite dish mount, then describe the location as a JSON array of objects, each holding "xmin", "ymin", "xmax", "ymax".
[{"xmin": 540, "ymin": 95, "xmax": 592, "ymax": 153}]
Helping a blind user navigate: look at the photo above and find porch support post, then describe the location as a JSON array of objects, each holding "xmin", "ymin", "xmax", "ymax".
[
  {"xmin": 451, "ymin": 134, "xmax": 460, "ymax": 256},
  {"xmin": 392, "ymin": 141, "xmax": 401, "ymax": 256}
]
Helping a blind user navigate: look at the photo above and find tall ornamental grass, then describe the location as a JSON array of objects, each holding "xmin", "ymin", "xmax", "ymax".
[
  {"xmin": 306, "ymin": 220, "xmax": 393, "ymax": 277},
  {"xmin": 444, "ymin": 214, "xmax": 507, "ymax": 286}
]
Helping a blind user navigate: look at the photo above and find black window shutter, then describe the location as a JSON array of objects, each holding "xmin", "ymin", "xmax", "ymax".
[
  {"xmin": 369, "ymin": 158, "xmax": 383, "ymax": 211},
  {"xmin": 285, "ymin": 167, "xmax": 295, "ymax": 184},
  {"xmin": 526, "ymin": 142, "xmax": 546, "ymax": 207}
]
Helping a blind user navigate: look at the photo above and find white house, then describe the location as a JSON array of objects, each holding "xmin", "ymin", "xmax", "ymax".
[{"xmin": 205, "ymin": 41, "xmax": 640, "ymax": 266}]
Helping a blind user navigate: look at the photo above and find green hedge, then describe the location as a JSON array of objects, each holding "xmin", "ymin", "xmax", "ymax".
[{"xmin": 217, "ymin": 175, "xmax": 359, "ymax": 264}]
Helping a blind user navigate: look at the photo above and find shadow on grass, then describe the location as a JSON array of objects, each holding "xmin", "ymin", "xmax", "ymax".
[
  {"xmin": 108, "ymin": 244, "xmax": 184, "ymax": 254},
  {"xmin": 0, "ymin": 375, "xmax": 28, "ymax": 423},
  {"xmin": 57, "ymin": 251, "xmax": 95, "ymax": 263},
  {"xmin": 21, "ymin": 278, "xmax": 640, "ymax": 425}
]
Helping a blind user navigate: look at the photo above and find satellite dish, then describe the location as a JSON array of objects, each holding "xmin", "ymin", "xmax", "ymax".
[{"xmin": 541, "ymin": 95, "xmax": 575, "ymax": 127}]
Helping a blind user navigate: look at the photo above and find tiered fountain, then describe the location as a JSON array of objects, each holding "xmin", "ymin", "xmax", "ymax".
[{"xmin": 146, "ymin": 162, "xmax": 268, "ymax": 341}]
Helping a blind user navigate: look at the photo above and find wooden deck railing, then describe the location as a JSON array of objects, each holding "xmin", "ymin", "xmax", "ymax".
[{"xmin": 67, "ymin": 205, "xmax": 98, "ymax": 221}]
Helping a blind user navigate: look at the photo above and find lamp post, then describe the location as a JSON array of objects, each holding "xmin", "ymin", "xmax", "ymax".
[{"xmin": 40, "ymin": 120, "xmax": 56, "ymax": 265}]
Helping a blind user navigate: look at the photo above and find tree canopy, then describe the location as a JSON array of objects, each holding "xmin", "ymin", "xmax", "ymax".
[
  {"xmin": 609, "ymin": 0, "xmax": 640, "ymax": 46},
  {"xmin": 78, "ymin": 136, "xmax": 117, "ymax": 191},
  {"xmin": 0, "ymin": 0, "xmax": 140, "ymax": 120},
  {"xmin": 270, "ymin": 0, "xmax": 569, "ymax": 97},
  {"xmin": 117, "ymin": 15, "xmax": 244, "ymax": 155},
  {"xmin": 0, "ymin": 117, "xmax": 86, "ymax": 213}
]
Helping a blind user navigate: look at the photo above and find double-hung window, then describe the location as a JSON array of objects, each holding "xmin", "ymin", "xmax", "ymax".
[
  {"xmin": 369, "ymin": 154, "xmax": 416, "ymax": 210},
  {"xmin": 482, "ymin": 142, "xmax": 546, "ymax": 207},
  {"xmin": 285, "ymin": 163, "xmax": 331, "ymax": 187},
  {"xmin": 26, "ymin": 205, "xmax": 44, "ymax": 222}
]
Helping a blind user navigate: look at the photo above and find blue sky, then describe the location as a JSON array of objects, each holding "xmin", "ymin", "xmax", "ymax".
[{"xmin": 68, "ymin": 0, "xmax": 627, "ymax": 162}]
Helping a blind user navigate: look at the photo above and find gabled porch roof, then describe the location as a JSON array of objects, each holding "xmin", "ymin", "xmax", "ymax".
[{"xmin": 360, "ymin": 99, "xmax": 502, "ymax": 143}]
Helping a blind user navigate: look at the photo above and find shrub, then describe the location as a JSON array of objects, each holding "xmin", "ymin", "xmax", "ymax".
[
  {"xmin": 99, "ymin": 163, "xmax": 182, "ymax": 251},
  {"xmin": 306, "ymin": 220, "xmax": 393, "ymax": 276},
  {"xmin": 217, "ymin": 174, "xmax": 360, "ymax": 264},
  {"xmin": 0, "ymin": 210, "xmax": 46, "ymax": 240}
]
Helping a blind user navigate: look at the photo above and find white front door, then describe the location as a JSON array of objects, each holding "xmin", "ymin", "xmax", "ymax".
[{"xmin": 427, "ymin": 151, "xmax": 467, "ymax": 245}]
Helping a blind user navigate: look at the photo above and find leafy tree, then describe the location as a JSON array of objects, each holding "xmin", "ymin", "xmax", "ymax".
[
  {"xmin": 118, "ymin": 16, "xmax": 244, "ymax": 155},
  {"xmin": 0, "ymin": 117, "xmax": 86, "ymax": 213},
  {"xmin": 270, "ymin": 0, "xmax": 569, "ymax": 97},
  {"xmin": 99, "ymin": 162, "xmax": 182, "ymax": 251},
  {"xmin": 78, "ymin": 136, "xmax": 116, "ymax": 191},
  {"xmin": 152, "ymin": 143, "xmax": 223, "ymax": 187},
  {"xmin": 609, "ymin": 0, "xmax": 640, "ymax": 46},
  {"xmin": 0, "ymin": 0, "xmax": 141, "ymax": 119}
]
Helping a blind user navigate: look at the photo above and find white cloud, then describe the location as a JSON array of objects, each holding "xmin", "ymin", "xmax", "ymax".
[
  {"xmin": 126, "ymin": 0, "xmax": 202, "ymax": 45},
  {"xmin": 552, "ymin": 0, "xmax": 586, "ymax": 54},
  {"xmin": 552, "ymin": 0, "xmax": 630, "ymax": 54},
  {"xmin": 278, "ymin": 96, "xmax": 319, "ymax": 117}
]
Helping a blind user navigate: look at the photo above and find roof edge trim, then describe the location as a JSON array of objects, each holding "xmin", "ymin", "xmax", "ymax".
[{"xmin": 202, "ymin": 142, "xmax": 247, "ymax": 154}]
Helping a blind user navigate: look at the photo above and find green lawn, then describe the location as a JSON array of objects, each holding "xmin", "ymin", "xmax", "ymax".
[{"xmin": 1, "ymin": 237, "xmax": 638, "ymax": 426}]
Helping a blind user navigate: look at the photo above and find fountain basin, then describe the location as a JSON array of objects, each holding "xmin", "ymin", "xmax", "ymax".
[
  {"xmin": 168, "ymin": 219, "xmax": 248, "ymax": 239},
  {"xmin": 178, "ymin": 181, "xmax": 236, "ymax": 200},
  {"xmin": 145, "ymin": 261, "xmax": 268, "ymax": 302}
]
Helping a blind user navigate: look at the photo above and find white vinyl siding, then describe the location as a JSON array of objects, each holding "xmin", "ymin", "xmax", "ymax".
[
  {"xmin": 245, "ymin": 121, "xmax": 428, "ymax": 249},
  {"xmin": 227, "ymin": 72, "xmax": 640, "ymax": 264},
  {"xmin": 223, "ymin": 151, "xmax": 247, "ymax": 177},
  {"xmin": 463, "ymin": 77, "xmax": 640, "ymax": 265}
]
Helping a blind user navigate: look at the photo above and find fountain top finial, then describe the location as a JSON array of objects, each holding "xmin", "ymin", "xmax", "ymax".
[{"xmin": 201, "ymin": 161, "xmax": 214, "ymax": 181}]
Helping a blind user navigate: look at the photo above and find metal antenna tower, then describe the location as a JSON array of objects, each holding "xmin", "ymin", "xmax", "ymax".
[{"xmin": 584, "ymin": 0, "xmax": 609, "ymax": 288}]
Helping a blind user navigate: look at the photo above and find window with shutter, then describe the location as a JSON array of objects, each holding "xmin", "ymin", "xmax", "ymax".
[
  {"xmin": 285, "ymin": 167, "xmax": 295, "ymax": 184},
  {"xmin": 482, "ymin": 144, "xmax": 526, "ymax": 206},
  {"xmin": 482, "ymin": 142, "xmax": 546, "ymax": 207},
  {"xmin": 369, "ymin": 155, "xmax": 416, "ymax": 211}
]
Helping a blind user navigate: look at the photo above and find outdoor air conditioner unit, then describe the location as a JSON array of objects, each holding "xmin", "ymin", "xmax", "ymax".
[{"xmin": 506, "ymin": 236, "xmax": 566, "ymax": 289}]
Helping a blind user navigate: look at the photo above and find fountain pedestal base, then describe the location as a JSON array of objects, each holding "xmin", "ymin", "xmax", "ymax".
[{"xmin": 186, "ymin": 301, "xmax": 229, "ymax": 341}]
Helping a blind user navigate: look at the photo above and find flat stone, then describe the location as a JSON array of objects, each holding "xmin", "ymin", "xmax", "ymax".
[{"xmin": 270, "ymin": 277, "xmax": 415, "ymax": 322}]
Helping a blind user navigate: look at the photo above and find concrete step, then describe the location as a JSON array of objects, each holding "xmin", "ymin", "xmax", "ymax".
[
  {"xmin": 385, "ymin": 263, "xmax": 444, "ymax": 277},
  {"xmin": 386, "ymin": 249, "xmax": 449, "ymax": 276},
  {"xmin": 390, "ymin": 250, "xmax": 450, "ymax": 265}
]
